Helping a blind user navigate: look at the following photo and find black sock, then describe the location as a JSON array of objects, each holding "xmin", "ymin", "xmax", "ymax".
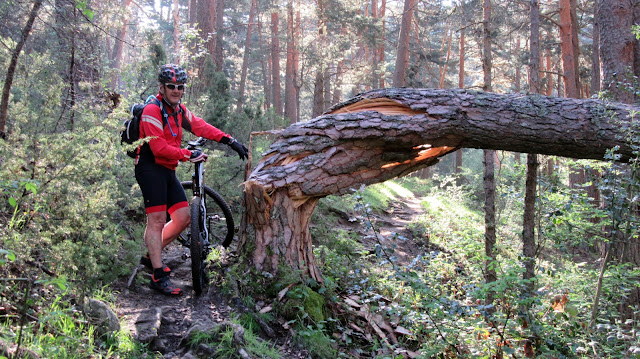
[{"xmin": 153, "ymin": 267, "xmax": 167, "ymax": 279}]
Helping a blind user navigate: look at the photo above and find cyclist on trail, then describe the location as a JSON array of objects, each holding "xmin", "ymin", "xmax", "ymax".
[{"xmin": 135, "ymin": 63, "xmax": 248, "ymax": 296}]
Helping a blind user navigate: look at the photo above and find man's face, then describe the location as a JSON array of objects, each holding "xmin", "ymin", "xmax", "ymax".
[{"xmin": 160, "ymin": 82, "xmax": 185, "ymax": 107}]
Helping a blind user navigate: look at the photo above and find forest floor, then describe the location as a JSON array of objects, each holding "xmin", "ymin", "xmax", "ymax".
[{"xmin": 112, "ymin": 196, "xmax": 426, "ymax": 358}]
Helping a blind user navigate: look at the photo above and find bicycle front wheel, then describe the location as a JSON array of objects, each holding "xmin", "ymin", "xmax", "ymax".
[
  {"xmin": 181, "ymin": 181, "xmax": 235, "ymax": 248},
  {"xmin": 190, "ymin": 195, "xmax": 206, "ymax": 295}
]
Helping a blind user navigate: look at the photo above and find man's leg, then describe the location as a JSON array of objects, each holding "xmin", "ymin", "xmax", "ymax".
[
  {"xmin": 145, "ymin": 211, "xmax": 167, "ymax": 269},
  {"xmin": 162, "ymin": 206, "xmax": 191, "ymax": 248}
]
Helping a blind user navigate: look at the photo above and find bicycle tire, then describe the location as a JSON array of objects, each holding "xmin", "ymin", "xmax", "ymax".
[
  {"xmin": 181, "ymin": 181, "xmax": 235, "ymax": 248},
  {"xmin": 190, "ymin": 195, "xmax": 205, "ymax": 295}
]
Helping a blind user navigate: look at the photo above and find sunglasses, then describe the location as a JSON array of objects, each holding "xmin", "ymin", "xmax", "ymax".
[{"xmin": 165, "ymin": 83, "xmax": 185, "ymax": 91}]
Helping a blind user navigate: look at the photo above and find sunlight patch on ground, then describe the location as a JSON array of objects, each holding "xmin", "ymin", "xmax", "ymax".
[
  {"xmin": 367, "ymin": 181, "xmax": 415, "ymax": 202},
  {"xmin": 421, "ymin": 195, "xmax": 480, "ymax": 222}
]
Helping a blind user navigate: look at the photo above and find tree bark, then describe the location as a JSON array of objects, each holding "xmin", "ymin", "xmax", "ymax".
[
  {"xmin": 258, "ymin": 16, "xmax": 271, "ymax": 112},
  {"xmin": 482, "ymin": 0, "xmax": 492, "ymax": 92},
  {"xmin": 597, "ymin": 0, "xmax": 635, "ymax": 103},
  {"xmin": 271, "ymin": 12, "xmax": 283, "ymax": 117},
  {"xmin": 172, "ymin": 0, "xmax": 180, "ymax": 62},
  {"xmin": 392, "ymin": 0, "xmax": 414, "ymax": 87},
  {"xmin": 529, "ymin": 0, "xmax": 540, "ymax": 93},
  {"xmin": 522, "ymin": 0, "xmax": 540, "ymax": 305},
  {"xmin": 559, "ymin": 0, "xmax": 580, "ymax": 99},
  {"xmin": 284, "ymin": 0, "xmax": 297, "ymax": 124},
  {"xmin": 439, "ymin": 25, "xmax": 452, "ymax": 89},
  {"xmin": 481, "ymin": 0, "xmax": 496, "ymax": 309},
  {"xmin": 110, "ymin": 0, "xmax": 133, "ymax": 89},
  {"xmin": 371, "ymin": 0, "xmax": 379, "ymax": 89},
  {"xmin": 214, "ymin": 0, "xmax": 224, "ymax": 71},
  {"xmin": 237, "ymin": 0, "xmax": 257, "ymax": 113},
  {"xmin": 312, "ymin": 68, "xmax": 325, "ymax": 117},
  {"xmin": 483, "ymin": 150, "xmax": 497, "ymax": 307},
  {"xmin": 0, "ymin": 0, "xmax": 43, "ymax": 140},
  {"xmin": 294, "ymin": 4, "xmax": 301, "ymax": 122},
  {"xmin": 514, "ymin": 38, "xmax": 520, "ymax": 93},
  {"xmin": 244, "ymin": 87, "xmax": 639, "ymax": 282},
  {"xmin": 189, "ymin": 0, "xmax": 196, "ymax": 24},
  {"xmin": 522, "ymin": 154, "xmax": 538, "ymax": 293},
  {"xmin": 378, "ymin": 0, "xmax": 386, "ymax": 89},
  {"xmin": 197, "ymin": 0, "xmax": 216, "ymax": 65},
  {"xmin": 591, "ymin": 0, "xmax": 601, "ymax": 96},
  {"xmin": 459, "ymin": 30, "xmax": 466, "ymax": 89}
]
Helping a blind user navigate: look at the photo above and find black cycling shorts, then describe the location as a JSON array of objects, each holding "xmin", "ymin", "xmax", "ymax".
[{"xmin": 135, "ymin": 157, "xmax": 188, "ymax": 214}]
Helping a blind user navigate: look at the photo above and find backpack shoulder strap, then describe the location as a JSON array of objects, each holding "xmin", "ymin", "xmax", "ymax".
[{"xmin": 144, "ymin": 96, "xmax": 169, "ymax": 127}]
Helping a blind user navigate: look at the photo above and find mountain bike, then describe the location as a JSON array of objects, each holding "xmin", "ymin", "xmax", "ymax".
[{"xmin": 177, "ymin": 137, "xmax": 235, "ymax": 295}]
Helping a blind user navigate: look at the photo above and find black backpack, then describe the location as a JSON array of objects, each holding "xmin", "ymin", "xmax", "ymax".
[{"xmin": 120, "ymin": 96, "xmax": 170, "ymax": 158}]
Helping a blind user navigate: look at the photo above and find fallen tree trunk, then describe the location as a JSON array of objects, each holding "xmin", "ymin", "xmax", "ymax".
[{"xmin": 243, "ymin": 88, "xmax": 639, "ymax": 282}]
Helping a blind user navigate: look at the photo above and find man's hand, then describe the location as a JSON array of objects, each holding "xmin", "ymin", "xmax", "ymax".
[
  {"xmin": 228, "ymin": 138, "xmax": 249, "ymax": 160},
  {"xmin": 189, "ymin": 149, "xmax": 208, "ymax": 163}
]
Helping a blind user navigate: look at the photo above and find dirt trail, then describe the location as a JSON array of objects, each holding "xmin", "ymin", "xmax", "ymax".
[
  {"xmin": 113, "ymin": 196, "xmax": 427, "ymax": 358},
  {"xmin": 113, "ymin": 245, "xmax": 233, "ymax": 358},
  {"xmin": 338, "ymin": 196, "xmax": 427, "ymax": 265}
]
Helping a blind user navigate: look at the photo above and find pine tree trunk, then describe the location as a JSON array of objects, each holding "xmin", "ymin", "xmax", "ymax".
[
  {"xmin": 172, "ymin": 0, "xmax": 180, "ymax": 62},
  {"xmin": 570, "ymin": 0, "xmax": 581, "ymax": 95},
  {"xmin": 196, "ymin": 0, "xmax": 215, "ymax": 71},
  {"xmin": 378, "ymin": 0, "xmax": 386, "ymax": 89},
  {"xmin": 545, "ymin": 50, "xmax": 553, "ymax": 96},
  {"xmin": 189, "ymin": 0, "xmax": 196, "ymax": 24},
  {"xmin": 284, "ymin": 0, "xmax": 297, "ymax": 124},
  {"xmin": 597, "ymin": 0, "xmax": 635, "ymax": 103},
  {"xmin": 258, "ymin": 16, "xmax": 271, "ymax": 112},
  {"xmin": 439, "ymin": 25, "xmax": 452, "ymax": 89},
  {"xmin": 392, "ymin": 0, "xmax": 413, "ymax": 87},
  {"xmin": 483, "ymin": 149, "xmax": 497, "ymax": 307},
  {"xmin": 522, "ymin": 154, "xmax": 538, "ymax": 293},
  {"xmin": 521, "ymin": 0, "xmax": 540, "ymax": 306},
  {"xmin": 559, "ymin": 0, "xmax": 579, "ymax": 99},
  {"xmin": 271, "ymin": 12, "xmax": 283, "ymax": 116},
  {"xmin": 459, "ymin": 30, "xmax": 466, "ymax": 89},
  {"xmin": 481, "ymin": 0, "xmax": 496, "ymax": 309},
  {"xmin": 237, "ymin": 0, "xmax": 257, "ymax": 113},
  {"xmin": 110, "ymin": 0, "xmax": 133, "ymax": 89},
  {"xmin": 214, "ymin": 0, "xmax": 224, "ymax": 71},
  {"xmin": 371, "ymin": 0, "xmax": 379, "ymax": 89},
  {"xmin": 514, "ymin": 37, "xmax": 520, "ymax": 92},
  {"xmin": 312, "ymin": 69, "xmax": 324, "ymax": 117},
  {"xmin": 0, "ymin": 0, "xmax": 43, "ymax": 140},
  {"xmin": 482, "ymin": 0, "xmax": 492, "ymax": 93},
  {"xmin": 294, "ymin": 4, "xmax": 301, "ymax": 122},
  {"xmin": 590, "ymin": 1, "xmax": 601, "ymax": 95},
  {"xmin": 529, "ymin": 0, "xmax": 540, "ymax": 93}
]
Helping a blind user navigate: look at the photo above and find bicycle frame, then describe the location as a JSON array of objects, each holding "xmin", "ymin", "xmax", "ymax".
[
  {"xmin": 187, "ymin": 138, "xmax": 210, "ymax": 246},
  {"xmin": 180, "ymin": 137, "xmax": 236, "ymax": 294}
]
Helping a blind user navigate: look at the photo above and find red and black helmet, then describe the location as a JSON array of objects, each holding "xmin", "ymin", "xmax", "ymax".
[{"xmin": 158, "ymin": 64, "xmax": 188, "ymax": 84}]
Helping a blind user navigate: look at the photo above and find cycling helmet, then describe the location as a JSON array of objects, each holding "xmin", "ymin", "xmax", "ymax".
[{"xmin": 158, "ymin": 64, "xmax": 188, "ymax": 84}]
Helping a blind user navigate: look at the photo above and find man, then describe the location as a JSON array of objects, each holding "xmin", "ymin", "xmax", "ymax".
[{"xmin": 135, "ymin": 64, "xmax": 248, "ymax": 296}]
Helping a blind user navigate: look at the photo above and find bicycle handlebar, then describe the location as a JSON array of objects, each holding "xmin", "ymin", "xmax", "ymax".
[{"xmin": 187, "ymin": 137, "xmax": 208, "ymax": 150}]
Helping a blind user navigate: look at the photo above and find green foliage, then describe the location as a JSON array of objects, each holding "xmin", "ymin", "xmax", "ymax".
[
  {"xmin": 293, "ymin": 324, "xmax": 337, "ymax": 359},
  {"xmin": 305, "ymin": 160, "xmax": 640, "ymax": 357},
  {"xmin": 0, "ymin": 272, "xmax": 148, "ymax": 358},
  {"xmin": 281, "ymin": 285, "xmax": 327, "ymax": 324},
  {"xmin": 187, "ymin": 320, "xmax": 281, "ymax": 359}
]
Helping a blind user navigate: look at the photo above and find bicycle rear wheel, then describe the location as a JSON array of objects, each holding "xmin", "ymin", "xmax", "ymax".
[{"xmin": 181, "ymin": 181, "xmax": 235, "ymax": 248}]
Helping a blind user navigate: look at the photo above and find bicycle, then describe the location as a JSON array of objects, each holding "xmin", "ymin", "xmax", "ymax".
[{"xmin": 177, "ymin": 137, "xmax": 235, "ymax": 295}]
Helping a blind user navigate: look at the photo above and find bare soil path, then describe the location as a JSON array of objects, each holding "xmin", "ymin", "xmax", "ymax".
[{"xmin": 112, "ymin": 195, "xmax": 427, "ymax": 358}]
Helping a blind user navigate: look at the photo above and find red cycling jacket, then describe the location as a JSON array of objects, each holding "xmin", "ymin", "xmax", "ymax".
[{"xmin": 135, "ymin": 93, "xmax": 229, "ymax": 170}]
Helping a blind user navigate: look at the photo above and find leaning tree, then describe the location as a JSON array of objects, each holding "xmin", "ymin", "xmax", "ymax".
[{"xmin": 241, "ymin": 88, "xmax": 639, "ymax": 283}]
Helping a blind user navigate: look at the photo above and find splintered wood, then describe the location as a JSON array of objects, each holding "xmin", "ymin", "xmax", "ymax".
[{"xmin": 244, "ymin": 88, "xmax": 636, "ymax": 282}]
